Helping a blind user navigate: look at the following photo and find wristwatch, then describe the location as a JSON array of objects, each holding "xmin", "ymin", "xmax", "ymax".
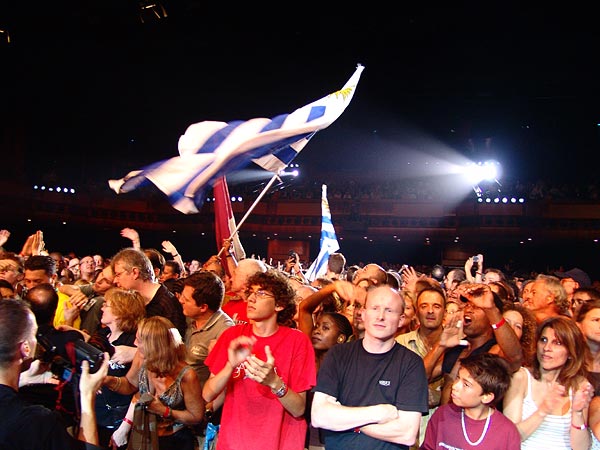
[{"xmin": 272, "ymin": 381, "xmax": 288, "ymax": 398}]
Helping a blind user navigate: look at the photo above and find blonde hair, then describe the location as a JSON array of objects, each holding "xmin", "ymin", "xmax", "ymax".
[
  {"xmin": 137, "ymin": 316, "xmax": 186, "ymax": 377},
  {"xmin": 105, "ymin": 288, "xmax": 146, "ymax": 333}
]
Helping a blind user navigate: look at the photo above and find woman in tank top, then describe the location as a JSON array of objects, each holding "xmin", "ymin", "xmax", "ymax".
[
  {"xmin": 503, "ymin": 316, "xmax": 594, "ymax": 450},
  {"xmin": 110, "ymin": 316, "xmax": 205, "ymax": 450}
]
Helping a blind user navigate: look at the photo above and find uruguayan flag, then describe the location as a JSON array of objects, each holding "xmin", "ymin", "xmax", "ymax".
[
  {"xmin": 305, "ymin": 184, "xmax": 340, "ymax": 281},
  {"xmin": 109, "ymin": 64, "xmax": 365, "ymax": 214}
]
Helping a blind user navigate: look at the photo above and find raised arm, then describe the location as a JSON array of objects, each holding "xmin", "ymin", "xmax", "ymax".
[
  {"xmin": 78, "ymin": 353, "xmax": 110, "ymax": 445},
  {"xmin": 203, "ymin": 335, "xmax": 256, "ymax": 403},
  {"xmin": 464, "ymin": 283, "xmax": 523, "ymax": 371},
  {"xmin": 120, "ymin": 228, "xmax": 141, "ymax": 250},
  {"xmin": 162, "ymin": 240, "xmax": 187, "ymax": 277},
  {"xmin": 297, "ymin": 281, "xmax": 343, "ymax": 337}
]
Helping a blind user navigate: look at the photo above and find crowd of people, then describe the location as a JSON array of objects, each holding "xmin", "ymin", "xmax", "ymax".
[{"xmin": 2, "ymin": 226, "xmax": 600, "ymax": 449}]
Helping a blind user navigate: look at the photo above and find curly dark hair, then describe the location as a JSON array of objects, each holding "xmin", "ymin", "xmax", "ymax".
[
  {"xmin": 502, "ymin": 302, "xmax": 537, "ymax": 368},
  {"xmin": 246, "ymin": 270, "xmax": 297, "ymax": 327}
]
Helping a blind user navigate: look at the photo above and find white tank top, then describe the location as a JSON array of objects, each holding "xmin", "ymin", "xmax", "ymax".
[{"xmin": 520, "ymin": 367, "xmax": 573, "ymax": 450}]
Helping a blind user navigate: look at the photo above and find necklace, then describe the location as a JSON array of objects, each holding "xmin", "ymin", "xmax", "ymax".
[{"xmin": 461, "ymin": 407, "xmax": 492, "ymax": 446}]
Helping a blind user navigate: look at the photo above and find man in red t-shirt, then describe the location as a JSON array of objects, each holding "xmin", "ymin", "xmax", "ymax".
[{"xmin": 204, "ymin": 270, "xmax": 316, "ymax": 450}]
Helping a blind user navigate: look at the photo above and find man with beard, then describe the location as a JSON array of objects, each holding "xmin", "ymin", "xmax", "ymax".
[{"xmin": 396, "ymin": 286, "xmax": 446, "ymax": 448}]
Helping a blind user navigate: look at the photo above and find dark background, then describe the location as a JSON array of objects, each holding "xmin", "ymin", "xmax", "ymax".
[{"xmin": 2, "ymin": 3, "xmax": 600, "ymax": 273}]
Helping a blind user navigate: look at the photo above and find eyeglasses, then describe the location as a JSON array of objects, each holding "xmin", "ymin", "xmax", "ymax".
[
  {"xmin": 113, "ymin": 270, "xmax": 129, "ymax": 279},
  {"xmin": 245, "ymin": 289, "xmax": 274, "ymax": 300}
]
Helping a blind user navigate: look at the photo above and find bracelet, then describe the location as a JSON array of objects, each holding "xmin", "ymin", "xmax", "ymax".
[
  {"xmin": 272, "ymin": 381, "xmax": 288, "ymax": 398},
  {"xmin": 123, "ymin": 417, "xmax": 133, "ymax": 426},
  {"xmin": 163, "ymin": 406, "xmax": 172, "ymax": 418},
  {"xmin": 172, "ymin": 253, "xmax": 179, "ymax": 258},
  {"xmin": 111, "ymin": 376, "xmax": 122, "ymax": 391},
  {"xmin": 571, "ymin": 422, "xmax": 587, "ymax": 430},
  {"xmin": 491, "ymin": 317, "xmax": 506, "ymax": 330}
]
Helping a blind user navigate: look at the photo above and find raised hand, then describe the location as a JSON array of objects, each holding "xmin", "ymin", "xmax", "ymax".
[
  {"xmin": 227, "ymin": 335, "xmax": 256, "ymax": 369},
  {"xmin": 572, "ymin": 380, "xmax": 594, "ymax": 413},
  {"xmin": 0, "ymin": 229, "xmax": 10, "ymax": 248},
  {"xmin": 243, "ymin": 344, "xmax": 277, "ymax": 387},
  {"xmin": 120, "ymin": 228, "xmax": 140, "ymax": 247},
  {"xmin": 539, "ymin": 382, "xmax": 567, "ymax": 415},
  {"xmin": 162, "ymin": 240, "xmax": 177, "ymax": 255},
  {"xmin": 459, "ymin": 283, "xmax": 495, "ymax": 310},
  {"xmin": 401, "ymin": 266, "xmax": 421, "ymax": 293}
]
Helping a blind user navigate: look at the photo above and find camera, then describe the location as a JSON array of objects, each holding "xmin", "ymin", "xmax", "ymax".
[
  {"xmin": 472, "ymin": 255, "xmax": 480, "ymax": 263},
  {"xmin": 37, "ymin": 335, "xmax": 105, "ymax": 382}
]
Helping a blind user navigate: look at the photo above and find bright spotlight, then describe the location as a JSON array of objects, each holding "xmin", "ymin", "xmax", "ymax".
[
  {"xmin": 464, "ymin": 160, "xmax": 501, "ymax": 184},
  {"xmin": 280, "ymin": 168, "xmax": 299, "ymax": 177}
]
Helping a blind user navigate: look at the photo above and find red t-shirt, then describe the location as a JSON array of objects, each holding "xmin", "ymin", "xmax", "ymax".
[
  {"xmin": 222, "ymin": 295, "xmax": 248, "ymax": 324},
  {"xmin": 205, "ymin": 323, "xmax": 316, "ymax": 450}
]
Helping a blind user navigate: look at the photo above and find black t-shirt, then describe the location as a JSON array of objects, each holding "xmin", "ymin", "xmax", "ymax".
[
  {"xmin": 146, "ymin": 284, "xmax": 186, "ymax": 337},
  {"xmin": 442, "ymin": 337, "xmax": 497, "ymax": 375},
  {"xmin": 315, "ymin": 339, "xmax": 429, "ymax": 450},
  {"xmin": 0, "ymin": 384, "xmax": 102, "ymax": 449}
]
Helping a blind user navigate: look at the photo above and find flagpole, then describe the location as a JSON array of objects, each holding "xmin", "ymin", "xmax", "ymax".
[{"xmin": 217, "ymin": 173, "xmax": 281, "ymax": 257}]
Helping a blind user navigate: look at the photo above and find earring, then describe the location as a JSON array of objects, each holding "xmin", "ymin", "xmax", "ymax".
[{"xmin": 337, "ymin": 336, "xmax": 345, "ymax": 344}]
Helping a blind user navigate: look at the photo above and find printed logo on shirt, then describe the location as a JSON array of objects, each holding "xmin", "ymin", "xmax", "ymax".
[
  {"xmin": 379, "ymin": 380, "xmax": 391, "ymax": 386},
  {"xmin": 439, "ymin": 442, "xmax": 461, "ymax": 450},
  {"xmin": 232, "ymin": 363, "xmax": 246, "ymax": 379}
]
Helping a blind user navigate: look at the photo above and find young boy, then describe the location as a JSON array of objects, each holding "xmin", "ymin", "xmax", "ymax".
[{"xmin": 420, "ymin": 353, "xmax": 520, "ymax": 449}]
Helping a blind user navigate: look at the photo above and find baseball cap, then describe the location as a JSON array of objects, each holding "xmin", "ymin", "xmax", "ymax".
[{"xmin": 554, "ymin": 267, "xmax": 591, "ymax": 288}]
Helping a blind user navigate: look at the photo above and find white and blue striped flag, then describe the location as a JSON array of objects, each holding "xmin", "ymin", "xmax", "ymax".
[
  {"xmin": 109, "ymin": 64, "xmax": 365, "ymax": 214},
  {"xmin": 305, "ymin": 184, "xmax": 340, "ymax": 281}
]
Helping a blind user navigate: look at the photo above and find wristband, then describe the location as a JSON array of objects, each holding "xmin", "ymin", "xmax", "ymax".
[
  {"xmin": 111, "ymin": 376, "xmax": 122, "ymax": 391},
  {"xmin": 571, "ymin": 422, "xmax": 587, "ymax": 430},
  {"xmin": 172, "ymin": 253, "xmax": 179, "ymax": 258},
  {"xmin": 272, "ymin": 382, "xmax": 288, "ymax": 398},
  {"xmin": 123, "ymin": 417, "xmax": 133, "ymax": 426},
  {"xmin": 163, "ymin": 406, "xmax": 171, "ymax": 418},
  {"xmin": 491, "ymin": 317, "xmax": 506, "ymax": 330}
]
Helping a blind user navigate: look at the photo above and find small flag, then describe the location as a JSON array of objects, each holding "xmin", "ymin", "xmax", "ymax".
[
  {"xmin": 109, "ymin": 64, "xmax": 365, "ymax": 214},
  {"xmin": 305, "ymin": 184, "xmax": 340, "ymax": 281},
  {"xmin": 213, "ymin": 176, "xmax": 245, "ymax": 276}
]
